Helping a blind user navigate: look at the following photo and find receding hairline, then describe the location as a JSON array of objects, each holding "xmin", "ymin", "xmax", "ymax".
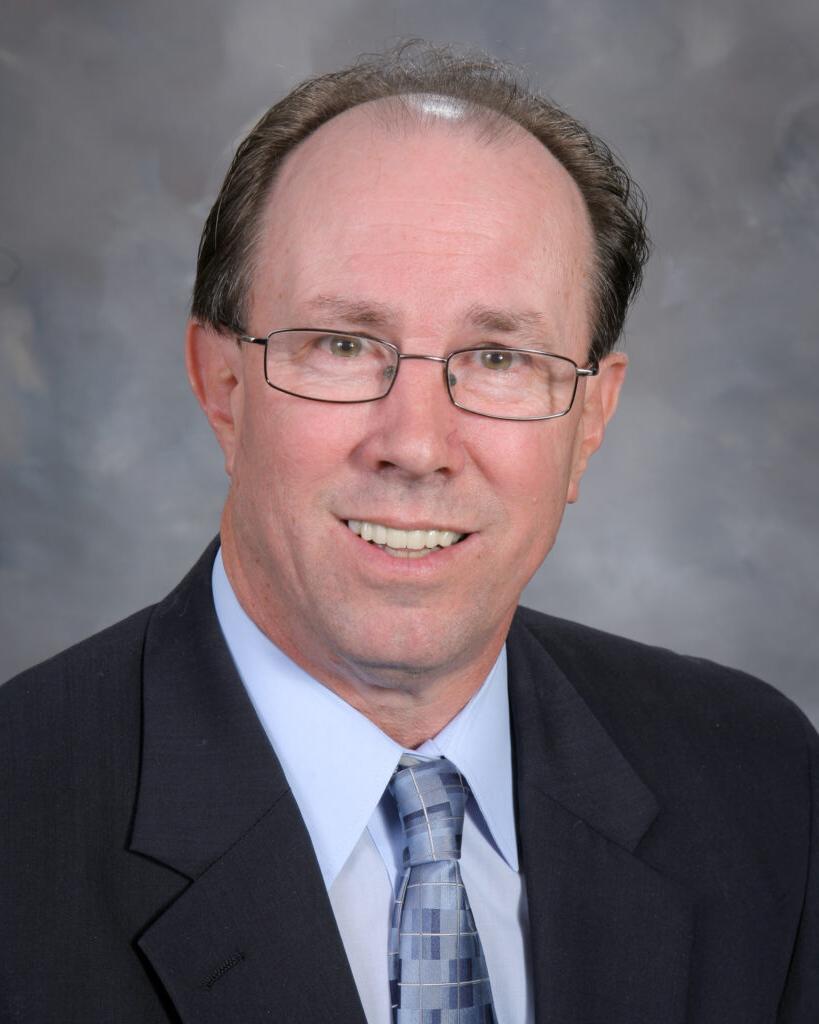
[
  {"xmin": 272, "ymin": 90, "xmax": 541, "ymax": 166},
  {"xmin": 251, "ymin": 92, "xmax": 596, "ymax": 307}
]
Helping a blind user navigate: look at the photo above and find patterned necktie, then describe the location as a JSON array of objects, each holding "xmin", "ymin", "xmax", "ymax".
[{"xmin": 388, "ymin": 757, "xmax": 496, "ymax": 1023}]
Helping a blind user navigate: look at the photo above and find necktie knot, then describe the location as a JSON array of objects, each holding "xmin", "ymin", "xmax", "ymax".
[{"xmin": 389, "ymin": 757, "xmax": 468, "ymax": 867}]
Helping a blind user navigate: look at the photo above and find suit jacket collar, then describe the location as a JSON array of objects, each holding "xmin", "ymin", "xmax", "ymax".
[
  {"xmin": 506, "ymin": 614, "xmax": 660, "ymax": 852},
  {"xmin": 130, "ymin": 539, "xmax": 286, "ymax": 877}
]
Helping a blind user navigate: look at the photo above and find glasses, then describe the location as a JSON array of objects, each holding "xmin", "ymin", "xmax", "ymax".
[{"xmin": 236, "ymin": 328, "xmax": 598, "ymax": 422}]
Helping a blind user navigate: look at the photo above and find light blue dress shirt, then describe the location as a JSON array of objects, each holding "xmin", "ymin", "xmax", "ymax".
[{"xmin": 212, "ymin": 549, "xmax": 533, "ymax": 1023}]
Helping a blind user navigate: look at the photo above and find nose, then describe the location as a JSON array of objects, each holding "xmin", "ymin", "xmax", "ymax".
[{"xmin": 355, "ymin": 354, "xmax": 466, "ymax": 480}]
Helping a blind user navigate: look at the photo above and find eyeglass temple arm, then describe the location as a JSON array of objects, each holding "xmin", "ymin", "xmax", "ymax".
[{"xmin": 236, "ymin": 334, "xmax": 267, "ymax": 346}]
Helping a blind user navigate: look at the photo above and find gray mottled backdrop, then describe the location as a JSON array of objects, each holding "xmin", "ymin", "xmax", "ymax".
[{"xmin": 2, "ymin": 1, "xmax": 817, "ymax": 724}]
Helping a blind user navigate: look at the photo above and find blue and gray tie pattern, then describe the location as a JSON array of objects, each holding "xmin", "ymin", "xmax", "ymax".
[{"xmin": 388, "ymin": 757, "xmax": 496, "ymax": 1023}]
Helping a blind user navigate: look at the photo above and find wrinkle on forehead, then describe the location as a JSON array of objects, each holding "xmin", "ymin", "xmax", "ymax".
[{"xmin": 301, "ymin": 294, "xmax": 550, "ymax": 336}]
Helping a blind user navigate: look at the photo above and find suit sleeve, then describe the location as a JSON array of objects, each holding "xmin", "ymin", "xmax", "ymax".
[{"xmin": 777, "ymin": 711, "xmax": 819, "ymax": 1021}]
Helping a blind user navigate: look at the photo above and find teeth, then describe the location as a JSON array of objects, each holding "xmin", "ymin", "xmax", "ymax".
[
  {"xmin": 346, "ymin": 519, "xmax": 464, "ymax": 550},
  {"xmin": 407, "ymin": 530, "xmax": 425, "ymax": 551},
  {"xmin": 385, "ymin": 528, "xmax": 403, "ymax": 548}
]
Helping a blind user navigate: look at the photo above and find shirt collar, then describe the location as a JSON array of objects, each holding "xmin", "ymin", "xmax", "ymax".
[
  {"xmin": 212, "ymin": 548, "xmax": 518, "ymax": 888},
  {"xmin": 415, "ymin": 645, "xmax": 517, "ymax": 872}
]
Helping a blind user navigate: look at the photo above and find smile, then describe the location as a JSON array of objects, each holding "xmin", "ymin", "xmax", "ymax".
[{"xmin": 346, "ymin": 519, "xmax": 466, "ymax": 559}]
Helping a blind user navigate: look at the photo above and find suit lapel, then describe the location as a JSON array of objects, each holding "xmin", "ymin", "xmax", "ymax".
[
  {"xmin": 130, "ymin": 541, "xmax": 366, "ymax": 1023},
  {"xmin": 507, "ymin": 617, "xmax": 693, "ymax": 1024}
]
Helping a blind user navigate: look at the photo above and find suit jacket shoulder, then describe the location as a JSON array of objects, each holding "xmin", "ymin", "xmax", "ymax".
[
  {"xmin": 513, "ymin": 602, "xmax": 814, "ymax": 769},
  {"xmin": 2, "ymin": 602, "xmax": 152, "ymax": 734}
]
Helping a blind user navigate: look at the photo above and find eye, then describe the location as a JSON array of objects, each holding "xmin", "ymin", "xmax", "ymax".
[
  {"xmin": 323, "ymin": 335, "xmax": 363, "ymax": 357},
  {"xmin": 479, "ymin": 349, "xmax": 517, "ymax": 371}
]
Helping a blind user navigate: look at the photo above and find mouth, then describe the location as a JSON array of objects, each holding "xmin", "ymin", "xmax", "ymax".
[{"xmin": 345, "ymin": 519, "xmax": 468, "ymax": 559}]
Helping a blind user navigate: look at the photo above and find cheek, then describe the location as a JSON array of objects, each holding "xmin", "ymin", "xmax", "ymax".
[
  {"xmin": 479, "ymin": 423, "xmax": 577, "ymax": 543},
  {"xmin": 483, "ymin": 423, "xmax": 574, "ymax": 498},
  {"xmin": 233, "ymin": 398, "xmax": 355, "ymax": 514}
]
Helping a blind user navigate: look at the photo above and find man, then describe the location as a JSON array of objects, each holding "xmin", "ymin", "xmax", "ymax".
[{"xmin": 2, "ymin": 45, "xmax": 816, "ymax": 1024}]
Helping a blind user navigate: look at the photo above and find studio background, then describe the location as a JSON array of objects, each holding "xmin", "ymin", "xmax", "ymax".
[{"xmin": 2, "ymin": 0, "xmax": 817, "ymax": 725}]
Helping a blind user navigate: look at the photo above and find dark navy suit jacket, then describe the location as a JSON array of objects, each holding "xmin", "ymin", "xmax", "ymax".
[{"xmin": 2, "ymin": 540, "xmax": 817, "ymax": 1022}]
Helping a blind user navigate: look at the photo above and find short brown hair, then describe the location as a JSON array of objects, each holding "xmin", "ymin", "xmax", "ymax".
[{"xmin": 192, "ymin": 42, "xmax": 649, "ymax": 362}]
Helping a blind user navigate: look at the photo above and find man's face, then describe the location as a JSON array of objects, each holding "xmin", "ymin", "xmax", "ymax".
[{"xmin": 199, "ymin": 104, "xmax": 624, "ymax": 698}]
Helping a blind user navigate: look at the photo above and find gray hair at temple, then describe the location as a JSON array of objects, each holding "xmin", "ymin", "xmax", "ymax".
[{"xmin": 191, "ymin": 43, "xmax": 650, "ymax": 363}]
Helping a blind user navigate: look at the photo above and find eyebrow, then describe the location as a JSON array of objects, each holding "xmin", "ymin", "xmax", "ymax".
[
  {"xmin": 302, "ymin": 295, "xmax": 395, "ymax": 330},
  {"xmin": 463, "ymin": 303, "xmax": 548, "ymax": 335},
  {"xmin": 302, "ymin": 294, "xmax": 550, "ymax": 338}
]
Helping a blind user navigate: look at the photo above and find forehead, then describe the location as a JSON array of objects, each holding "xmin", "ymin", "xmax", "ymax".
[{"xmin": 251, "ymin": 99, "xmax": 594, "ymax": 336}]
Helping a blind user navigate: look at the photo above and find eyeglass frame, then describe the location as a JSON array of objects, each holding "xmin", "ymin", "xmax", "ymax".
[{"xmin": 235, "ymin": 327, "xmax": 599, "ymax": 422}]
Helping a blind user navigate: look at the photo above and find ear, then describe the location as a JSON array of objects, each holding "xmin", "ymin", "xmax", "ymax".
[
  {"xmin": 185, "ymin": 319, "xmax": 243, "ymax": 476},
  {"xmin": 566, "ymin": 351, "xmax": 628, "ymax": 504}
]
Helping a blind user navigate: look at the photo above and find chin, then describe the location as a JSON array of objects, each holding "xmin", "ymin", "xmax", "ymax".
[{"xmin": 328, "ymin": 616, "xmax": 495, "ymax": 690}]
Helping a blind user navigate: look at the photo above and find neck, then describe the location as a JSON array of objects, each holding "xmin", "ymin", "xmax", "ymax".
[{"xmin": 305, "ymin": 663, "xmax": 488, "ymax": 749}]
